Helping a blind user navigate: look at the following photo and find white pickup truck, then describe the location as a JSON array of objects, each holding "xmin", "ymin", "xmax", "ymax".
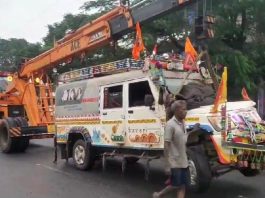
[{"xmin": 54, "ymin": 57, "xmax": 265, "ymax": 192}]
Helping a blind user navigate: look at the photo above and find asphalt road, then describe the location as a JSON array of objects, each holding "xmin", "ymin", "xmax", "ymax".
[{"xmin": 0, "ymin": 139, "xmax": 264, "ymax": 198}]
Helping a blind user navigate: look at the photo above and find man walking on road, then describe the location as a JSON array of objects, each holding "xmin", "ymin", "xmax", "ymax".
[{"xmin": 153, "ymin": 100, "xmax": 190, "ymax": 198}]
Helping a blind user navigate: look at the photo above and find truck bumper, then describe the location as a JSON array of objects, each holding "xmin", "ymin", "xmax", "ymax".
[{"xmin": 10, "ymin": 126, "xmax": 54, "ymax": 139}]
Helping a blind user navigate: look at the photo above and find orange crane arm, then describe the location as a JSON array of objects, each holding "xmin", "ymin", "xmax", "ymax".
[
  {"xmin": 19, "ymin": 6, "xmax": 133, "ymax": 78},
  {"xmin": 19, "ymin": 0, "xmax": 197, "ymax": 78}
]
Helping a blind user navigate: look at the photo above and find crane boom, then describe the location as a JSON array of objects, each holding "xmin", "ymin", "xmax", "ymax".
[
  {"xmin": 19, "ymin": 6, "xmax": 132, "ymax": 77},
  {"xmin": 20, "ymin": 0, "xmax": 196, "ymax": 77}
]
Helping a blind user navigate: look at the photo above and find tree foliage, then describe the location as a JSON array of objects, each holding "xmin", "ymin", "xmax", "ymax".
[
  {"xmin": 209, "ymin": 0, "xmax": 265, "ymax": 98},
  {"xmin": 0, "ymin": 38, "xmax": 42, "ymax": 71},
  {"xmin": 43, "ymin": 13, "xmax": 90, "ymax": 49}
]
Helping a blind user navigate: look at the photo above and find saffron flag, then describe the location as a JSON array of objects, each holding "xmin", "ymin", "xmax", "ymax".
[
  {"xmin": 211, "ymin": 67, "xmax": 228, "ymax": 113},
  {"xmin": 184, "ymin": 37, "xmax": 198, "ymax": 71},
  {"xmin": 241, "ymin": 87, "xmax": 251, "ymax": 101},
  {"xmin": 132, "ymin": 22, "xmax": 145, "ymax": 60},
  {"xmin": 185, "ymin": 37, "xmax": 198, "ymax": 60}
]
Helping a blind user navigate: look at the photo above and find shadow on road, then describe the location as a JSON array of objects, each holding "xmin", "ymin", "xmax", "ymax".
[
  {"xmin": 3, "ymin": 139, "xmax": 260, "ymax": 198},
  {"xmin": 57, "ymin": 157, "xmax": 259, "ymax": 198}
]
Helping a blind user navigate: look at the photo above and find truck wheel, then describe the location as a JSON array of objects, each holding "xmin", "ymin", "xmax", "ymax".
[
  {"xmin": 72, "ymin": 139, "xmax": 94, "ymax": 170},
  {"xmin": 0, "ymin": 119, "xmax": 17, "ymax": 153},
  {"xmin": 14, "ymin": 117, "xmax": 29, "ymax": 152},
  {"xmin": 239, "ymin": 168, "xmax": 260, "ymax": 177},
  {"xmin": 125, "ymin": 157, "xmax": 139, "ymax": 164},
  {"xmin": 16, "ymin": 137, "xmax": 29, "ymax": 152},
  {"xmin": 187, "ymin": 148, "xmax": 212, "ymax": 193}
]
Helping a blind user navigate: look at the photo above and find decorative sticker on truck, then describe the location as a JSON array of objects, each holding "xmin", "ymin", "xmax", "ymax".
[
  {"xmin": 56, "ymin": 83, "xmax": 87, "ymax": 106},
  {"xmin": 129, "ymin": 133, "xmax": 160, "ymax": 144},
  {"xmin": 55, "ymin": 81, "xmax": 100, "ymax": 117},
  {"xmin": 128, "ymin": 119, "xmax": 156, "ymax": 124},
  {"xmin": 111, "ymin": 124, "xmax": 125, "ymax": 142},
  {"xmin": 56, "ymin": 126, "xmax": 71, "ymax": 143},
  {"xmin": 127, "ymin": 127, "xmax": 161, "ymax": 144},
  {"xmin": 91, "ymin": 128, "xmax": 102, "ymax": 143},
  {"xmin": 61, "ymin": 87, "xmax": 83, "ymax": 102},
  {"xmin": 185, "ymin": 117, "xmax": 200, "ymax": 122}
]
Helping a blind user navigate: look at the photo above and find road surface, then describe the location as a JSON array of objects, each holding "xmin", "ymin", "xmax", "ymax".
[{"xmin": 0, "ymin": 139, "xmax": 264, "ymax": 198}]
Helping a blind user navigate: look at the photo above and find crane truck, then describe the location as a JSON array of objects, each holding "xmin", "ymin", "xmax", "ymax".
[
  {"xmin": 1, "ymin": 0, "xmax": 265, "ymax": 193},
  {"xmin": 0, "ymin": 0, "xmax": 200, "ymax": 153}
]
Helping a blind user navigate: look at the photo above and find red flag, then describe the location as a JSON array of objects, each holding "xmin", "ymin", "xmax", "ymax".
[
  {"xmin": 241, "ymin": 87, "xmax": 251, "ymax": 101},
  {"xmin": 183, "ymin": 53, "xmax": 198, "ymax": 71},
  {"xmin": 132, "ymin": 22, "xmax": 145, "ymax": 60}
]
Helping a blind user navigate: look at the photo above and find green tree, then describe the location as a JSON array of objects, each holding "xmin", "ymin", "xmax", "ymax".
[
  {"xmin": 43, "ymin": 13, "xmax": 90, "ymax": 49},
  {"xmin": 0, "ymin": 38, "xmax": 42, "ymax": 71},
  {"xmin": 210, "ymin": 0, "xmax": 265, "ymax": 99}
]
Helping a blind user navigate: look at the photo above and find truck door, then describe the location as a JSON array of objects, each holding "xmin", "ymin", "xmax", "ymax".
[
  {"xmin": 100, "ymin": 83, "xmax": 126, "ymax": 146},
  {"xmin": 125, "ymin": 79, "xmax": 163, "ymax": 149}
]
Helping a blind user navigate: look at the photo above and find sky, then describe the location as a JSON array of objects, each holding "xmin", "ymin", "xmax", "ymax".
[{"xmin": 0, "ymin": 0, "xmax": 89, "ymax": 43}]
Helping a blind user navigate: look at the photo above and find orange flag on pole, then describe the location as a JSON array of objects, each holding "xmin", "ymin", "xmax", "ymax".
[
  {"xmin": 241, "ymin": 87, "xmax": 251, "ymax": 101},
  {"xmin": 184, "ymin": 37, "xmax": 198, "ymax": 71},
  {"xmin": 211, "ymin": 67, "xmax": 228, "ymax": 113},
  {"xmin": 185, "ymin": 37, "xmax": 198, "ymax": 60},
  {"xmin": 132, "ymin": 22, "xmax": 145, "ymax": 60}
]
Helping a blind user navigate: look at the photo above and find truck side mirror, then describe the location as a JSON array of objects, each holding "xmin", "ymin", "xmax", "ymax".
[{"xmin": 144, "ymin": 94, "xmax": 154, "ymax": 108}]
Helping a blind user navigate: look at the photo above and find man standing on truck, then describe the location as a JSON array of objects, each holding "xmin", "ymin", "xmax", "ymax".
[{"xmin": 153, "ymin": 100, "xmax": 189, "ymax": 198}]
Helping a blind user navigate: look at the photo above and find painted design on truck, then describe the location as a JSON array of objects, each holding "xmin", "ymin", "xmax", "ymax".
[
  {"xmin": 91, "ymin": 128, "xmax": 101, "ymax": 143},
  {"xmin": 128, "ymin": 127, "xmax": 162, "ymax": 144},
  {"xmin": 111, "ymin": 123, "xmax": 125, "ymax": 142},
  {"xmin": 129, "ymin": 133, "xmax": 159, "ymax": 144},
  {"xmin": 128, "ymin": 119, "xmax": 156, "ymax": 124},
  {"xmin": 61, "ymin": 87, "xmax": 83, "ymax": 101}
]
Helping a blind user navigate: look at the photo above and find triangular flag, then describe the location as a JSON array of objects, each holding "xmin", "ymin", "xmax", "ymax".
[
  {"xmin": 185, "ymin": 37, "xmax": 198, "ymax": 60},
  {"xmin": 152, "ymin": 44, "xmax": 158, "ymax": 55},
  {"xmin": 132, "ymin": 22, "xmax": 145, "ymax": 60},
  {"xmin": 211, "ymin": 67, "xmax": 228, "ymax": 113},
  {"xmin": 241, "ymin": 87, "xmax": 251, "ymax": 101},
  {"xmin": 183, "ymin": 53, "xmax": 198, "ymax": 71}
]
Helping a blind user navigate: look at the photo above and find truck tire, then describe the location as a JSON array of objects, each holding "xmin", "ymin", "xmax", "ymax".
[
  {"xmin": 5, "ymin": 117, "xmax": 29, "ymax": 152},
  {"xmin": 0, "ymin": 119, "xmax": 17, "ymax": 153},
  {"xmin": 16, "ymin": 137, "xmax": 29, "ymax": 152},
  {"xmin": 239, "ymin": 168, "xmax": 260, "ymax": 177},
  {"xmin": 187, "ymin": 148, "xmax": 212, "ymax": 193},
  {"xmin": 72, "ymin": 139, "xmax": 94, "ymax": 170},
  {"xmin": 14, "ymin": 117, "xmax": 29, "ymax": 152}
]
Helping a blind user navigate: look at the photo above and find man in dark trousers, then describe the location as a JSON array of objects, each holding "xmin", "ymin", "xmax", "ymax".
[{"xmin": 153, "ymin": 100, "xmax": 189, "ymax": 198}]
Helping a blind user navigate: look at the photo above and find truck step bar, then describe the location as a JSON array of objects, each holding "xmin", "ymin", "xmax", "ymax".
[{"xmin": 102, "ymin": 150, "xmax": 160, "ymax": 180}]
